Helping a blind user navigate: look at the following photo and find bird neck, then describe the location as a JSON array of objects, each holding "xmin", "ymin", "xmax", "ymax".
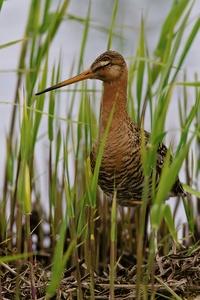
[{"xmin": 100, "ymin": 76, "xmax": 128, "ymax": 135}]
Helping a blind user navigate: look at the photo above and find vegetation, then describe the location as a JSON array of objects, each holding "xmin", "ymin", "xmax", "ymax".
[{"xmin": 0, "ymin": 0, "xmax": 200, "ymax": 299}]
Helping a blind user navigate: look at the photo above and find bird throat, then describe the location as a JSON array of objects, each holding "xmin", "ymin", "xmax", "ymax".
[{"xmin": 100, "ymin": 79, "xmax": 128, "ymax": 136}]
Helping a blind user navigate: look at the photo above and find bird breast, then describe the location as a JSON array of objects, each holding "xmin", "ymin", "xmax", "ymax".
[{"xmin": 90, "ymin": 121, "xmax": 144, "ymax": 202}]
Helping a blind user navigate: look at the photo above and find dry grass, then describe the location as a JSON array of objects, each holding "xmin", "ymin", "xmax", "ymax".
[{"xmin": 1, "ymin": 229, "xmax": 200, "ymax": 299}]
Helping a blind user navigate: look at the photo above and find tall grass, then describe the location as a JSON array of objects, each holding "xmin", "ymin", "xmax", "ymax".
[{"xmin": 0, "ymin": 0, "xmax": 200, "ymax": 299}]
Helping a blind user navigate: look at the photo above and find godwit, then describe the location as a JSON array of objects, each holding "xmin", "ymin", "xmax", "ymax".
[{"xmin": 36, "ymin": 51, "xmax": 186, "ymax": 206}]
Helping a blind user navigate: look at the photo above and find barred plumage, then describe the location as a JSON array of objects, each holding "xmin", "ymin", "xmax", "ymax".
[{"xmin": 36, "ymin": 51, "xmax": 186, "ymax": 206}]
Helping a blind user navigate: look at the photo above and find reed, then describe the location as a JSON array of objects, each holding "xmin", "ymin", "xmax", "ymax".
[{"xmin": 0, "ymin": 0, "xmax": 200, "ymax": 299}]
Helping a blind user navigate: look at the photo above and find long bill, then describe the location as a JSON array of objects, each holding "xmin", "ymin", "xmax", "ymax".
[{"xmin": 35, "ymin": 68, "xmax": 94, "ymax": 96}]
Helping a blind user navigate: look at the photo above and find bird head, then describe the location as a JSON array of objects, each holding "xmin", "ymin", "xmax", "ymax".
[{"xmin": 35, "ymin": 51, "xmax": 127, "ymax": 96}]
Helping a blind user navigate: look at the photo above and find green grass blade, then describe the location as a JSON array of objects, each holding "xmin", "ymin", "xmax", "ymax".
[
  {"xmin": 164, "ymin": 204, "xmax": 178, "ymax": 245},
  {"xmin": 155, "ymin": 276, "xmax": 182, "ymax": 300},
  {"xmin": 90, "ymin": 102, "xmax": 116, "ymax": 206},
  {"xmin": 0, "ymin": 38, "xmax": 27, "ymax": 49},
  {"xmin": 171, "ymin": 15, "xmax": 200, "ymax": 83},
  {"xmin": 107, "ymin": 0, "xmax": 118, "ymax": 50},
  {"xmin": 77, "ymin": 1, "xmax": 91, "ymax": 72},
  {"xmin": 45, "ymin": 238, "xmax": 75, "ymax": 298},
  {"xmin": 32, "ymin": 55, "xmax": 48, "ymax": 147},
  {"xmin": 155, "ymin": 134, "xmax": 194, "ymax": 204},
  {"xmin": 154, "ymin": 0, "xmax": 189, "ymax": 57},
  {"xmin": 110, "ymin": 191, "xmax": 117, "ymax": 299},
  {"xmin": 136, "ymin": 17, "xmax": 145, "ymax": 123},
  {"xmin": 182, "ymin": 183, "xmax": 200, "ymax": 198}
]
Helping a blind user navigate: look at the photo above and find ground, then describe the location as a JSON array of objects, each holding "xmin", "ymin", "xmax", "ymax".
[{"xmin": 1, "ymin": 245, "xmax": 200, "ymax": 299}]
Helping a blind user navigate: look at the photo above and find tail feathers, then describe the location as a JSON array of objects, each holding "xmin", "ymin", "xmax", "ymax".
[{"xmin": 171, "ymin": 179, "xmax": 186, "ymax": 197}]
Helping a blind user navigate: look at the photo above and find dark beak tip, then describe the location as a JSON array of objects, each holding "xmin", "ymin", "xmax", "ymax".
[{"xmin": 35, "ymin": 90, "xmax": 44, "ymax": 96}]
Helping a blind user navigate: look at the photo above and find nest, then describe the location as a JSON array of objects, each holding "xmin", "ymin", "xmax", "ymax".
[{"xmin": 1, "ymin": 245, "xmax": 200, "ymax": 299}]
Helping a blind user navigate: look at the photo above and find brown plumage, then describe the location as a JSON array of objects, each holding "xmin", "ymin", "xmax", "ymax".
[{"xmin": 36, "ymin": 51, "xmax": 186, "ymax": 206}]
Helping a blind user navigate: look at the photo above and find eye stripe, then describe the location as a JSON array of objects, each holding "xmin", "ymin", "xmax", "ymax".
[
  {"xmin": 92, "ymin": 61, "xmax": 111, "ymax": 73},
  {"xmin": 97, "ymin": 61, "xmax": 110, "ymax": 68},
  {"xmin": 99, "ymin": 60, "xmax": 110, "ymax": 67}
]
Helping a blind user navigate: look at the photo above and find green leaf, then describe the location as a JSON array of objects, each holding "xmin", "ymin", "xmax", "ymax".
[
  {"xmin": 136, "ymin": 17, "xmax": 145, "ymax": 123},
  {"xmin": 90, "ymin": 102, "xmax": 116, "ymax": 206},
  {"xmin": 20, "ymin": 99, "xmax": 32, "ymax": 161},
  {"xmin": 182, "ymin": 183, "xmax": 200, "ymax": 198},
  {"xmin": 155, "ymin": 134, "xmax": 194, "ymax": 204},
  {"xmin": 150, "ymin": 204, "xmax": 166, "ymax": 230},
  {"xmin": 164, "ymin": 205, "xmax": 178, "ymax": 245},
  {"xmin": 0, "ymin": 38, "xmax": 27, "ymax": 49},
  {"xmin": 46, "ymin": 236, "xmax": 75, "ymax": 297},
  {"xmin": 17, "ymin": 160, "xmax": 31, "ymax": 214},
  {"xmin": 107, "ymin": 0, "xmax": 118, "ymax": 50},
  {"xmin": 154, "ymin": 0, "xmax": 189, "ymax": 57}
]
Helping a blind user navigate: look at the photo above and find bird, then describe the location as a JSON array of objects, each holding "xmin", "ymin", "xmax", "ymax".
[{"xmin": 36, "ymin": 50, "xmax": 186, "ymax": 206}]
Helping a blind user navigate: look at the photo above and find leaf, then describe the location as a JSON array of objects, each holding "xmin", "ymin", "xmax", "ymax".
[
  {"xmin": 0, "ymin": 38, "xmax": 28, "ymax": 49},
  {"xmin": 17, "ymin": 160, "xmax": 31, "ymax": 214}
]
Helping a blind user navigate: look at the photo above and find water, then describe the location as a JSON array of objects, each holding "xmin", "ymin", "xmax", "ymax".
[{"xmin": 0, "ymin": 0, "xmax": 200, "ymax": 234}]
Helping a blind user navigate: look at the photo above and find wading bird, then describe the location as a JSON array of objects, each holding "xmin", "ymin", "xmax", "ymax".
[{"xmin": 36, "ymin": 51, "xmax": 186, "ymax": 206}]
